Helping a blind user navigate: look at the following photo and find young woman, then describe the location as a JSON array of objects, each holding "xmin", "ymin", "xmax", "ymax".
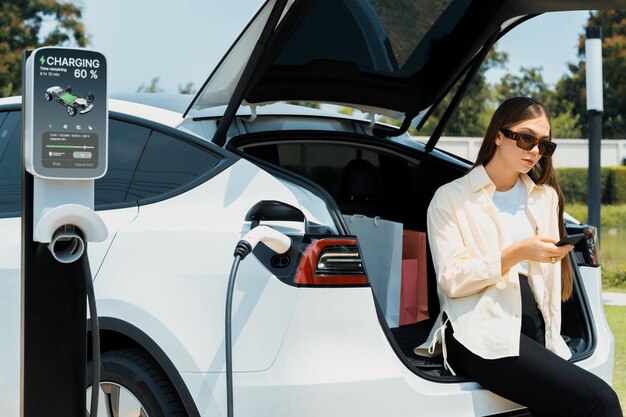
[{"xmin": 416, "ymin": 97, "xmax": 622, "ymax": 417}]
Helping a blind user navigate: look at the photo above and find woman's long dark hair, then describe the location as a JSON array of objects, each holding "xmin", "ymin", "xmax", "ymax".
[{"xmin": 473, "ymin": 97, "xmax": 573, "ymax": 300}]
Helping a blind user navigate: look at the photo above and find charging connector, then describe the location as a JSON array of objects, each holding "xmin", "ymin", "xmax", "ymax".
[{"xmin": 225, "ymin": 225, "xmax": 292, "ymax": 417}]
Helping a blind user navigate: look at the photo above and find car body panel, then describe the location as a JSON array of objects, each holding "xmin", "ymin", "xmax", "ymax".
[
  {"xmin": 94, "ymin": 159, "xmax": 312, "ymax": 373},
  {"xmin": 181, "ymin": 288, "xmax": 524, "ymax": 417}
]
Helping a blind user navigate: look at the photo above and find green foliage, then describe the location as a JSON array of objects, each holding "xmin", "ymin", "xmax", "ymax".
[
  {"xmin": 556, "ymin": 167, "xmax": 626, "ymax": 205},
  {"xmin": 555, "ymin": 10, "xmax": 626, "ymax": 139},
  {"xmin": 178, "ymin": 82, "xmax": 196, "ymax": 94},
  {"xmin": 565, "ymin": 203, "xmax": 626, "ymax": 230},
  {"xmin": 604, "ymin": 305, "xmax": 626, "ymax": 409},
  {"xmin": 603, "ymin": 263, "xmax": 626, "ymax": 289},
  {"xmin": 285, "ymin": 101, "xmax": 321, "ymax": 109},
  {"xmin": 495, "ymin": 66, "xmax": 555, "ymax": 107},
  {"xmin": 419, "ymin": 12, "xmax": 626, "ymax": 141},
  {"xmin": 338, "ymin": 107, "xmax": 354, "ymax": 116},
  {"xmin": 612, "ymin": 167, "xmax": 626, "ymax": 204},
  {"xmin": 0, "ymin": 1, "xmax": 88, "ymax": 97},
  {"xmin": 550, "ymin": 102, "xmax": 582, "ymax": 139},
  {"xmin": 419, "ymin": 47, "xmax": 506, "ymax": 137},
  {"xmin": 565, "ymin": 202, "xmax": 626, "ymax": 290},
  {"xmin": 136, "ymin": 77, "xmax": 163, "ymax": 93}
]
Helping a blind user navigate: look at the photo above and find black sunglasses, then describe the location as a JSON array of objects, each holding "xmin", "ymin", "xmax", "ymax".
[{"xmin": 500, "ymin": 128, "xmax": 557, "ymax": 157}]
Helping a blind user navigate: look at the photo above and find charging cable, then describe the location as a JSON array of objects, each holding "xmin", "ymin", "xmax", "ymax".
[
  {"xmin": 225, "ymin": 225, "xmax": 292, "ymax": 417},
  {"xmin": 83, "ymin": 247, "xmax": 100, "ymax": 417}
]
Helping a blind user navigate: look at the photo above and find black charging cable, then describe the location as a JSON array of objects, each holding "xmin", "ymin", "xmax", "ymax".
[
  {"xmin": 82, "ymin": 248, "xmax": 100, "ymax": 417},
  {"xmin": 225, "ymin": 240, "xmax": 252, "ymax": 417}
]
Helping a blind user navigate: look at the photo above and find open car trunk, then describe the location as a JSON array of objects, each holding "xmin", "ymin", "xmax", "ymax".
[{"xmin": 228, "ymin": 128, "xmax": 598, "ymax": 381}]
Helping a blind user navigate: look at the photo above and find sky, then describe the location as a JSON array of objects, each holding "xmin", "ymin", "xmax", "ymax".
[{"xmin": 79, "ymin": 1, "xmax": 591, "ymax": 95}]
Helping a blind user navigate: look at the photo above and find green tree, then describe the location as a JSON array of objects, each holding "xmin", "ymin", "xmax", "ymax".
[
  {"xmin": 551, "ymin": 102, "xmax": 582, "ymax": 139},
  {"xmin": 137, "ymin": 77, "xmax": 163, "ymax": 93},
  {"xmin": 0, "ymin": 1, "xmax": 87, "ymax": 97},
  {"xmin": 419, "ymin": 48, "xmax": 507, "ymax": 136},
  {"xmin": 495, "ymin": 67, "xmax": 581, "ymax": 138},
  {"xmin": 556, "ymin": 10, "xmax": 626, "ymax": 139},
  {"xmin": 496, "ymin": 67, "xmax": 555, "ymax": 107},
  {"xmin": 178, "ymin": 82, "xmax": 196, "ymax": 94}
]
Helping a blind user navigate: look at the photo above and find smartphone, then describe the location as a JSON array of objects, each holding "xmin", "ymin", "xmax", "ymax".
[{"xmin": 555, "ymin": 233, "xmax": 585, "ymax": 247}]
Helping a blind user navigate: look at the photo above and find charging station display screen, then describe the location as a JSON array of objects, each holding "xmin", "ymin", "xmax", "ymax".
[{"xmin": 27, "ymin": 47, "xmax": 107, "ymax": 179}]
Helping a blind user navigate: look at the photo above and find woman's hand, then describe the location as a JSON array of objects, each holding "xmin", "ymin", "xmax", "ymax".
[{"xmin": 501, "ymin": 235, "xmax": 574, "ymax": 274}]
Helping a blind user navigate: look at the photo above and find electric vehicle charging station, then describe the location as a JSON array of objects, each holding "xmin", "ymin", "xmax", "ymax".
[{"xmin": 21, "ymin": 47, "xmax": 107, "ymax": 417}]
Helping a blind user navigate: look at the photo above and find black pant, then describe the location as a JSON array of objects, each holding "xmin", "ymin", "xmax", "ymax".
[{"xmin": 444, "ymin": 275, "xmax": 622, "ymax": 417}]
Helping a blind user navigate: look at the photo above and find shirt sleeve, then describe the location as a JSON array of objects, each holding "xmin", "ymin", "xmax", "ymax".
[{"xmin": 427, "ymin": 187, "xmax": 503, "ymax": 298}]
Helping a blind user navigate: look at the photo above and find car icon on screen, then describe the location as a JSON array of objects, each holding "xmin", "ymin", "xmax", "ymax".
[{"xmin": 44, "ymin": 85, "xmax": 94, "ymax": 117}]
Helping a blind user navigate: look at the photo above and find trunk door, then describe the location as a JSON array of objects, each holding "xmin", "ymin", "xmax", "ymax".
[{"xmin": 186, "ymin": 0, "xmax": 619, "ymax": 144}]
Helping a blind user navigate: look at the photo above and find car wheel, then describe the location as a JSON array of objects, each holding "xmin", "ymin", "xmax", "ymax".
[
  {"xmin": 44, "ymin": 92, "xmax": 52, "ymax": 101},
  {"xmin": 67, "ymin": 105, "xmax": 77, "ymax": 116},
  {"xmin": 86, "ymin": 93, "xmax": 94, "ymax": 103},
  {"xmin": 86, "ymin": 348, "xmax": 187, "ymax": 417},
  {"xmin": 65, "ymin": 86, "xmax": 72, "ymax": 93}
]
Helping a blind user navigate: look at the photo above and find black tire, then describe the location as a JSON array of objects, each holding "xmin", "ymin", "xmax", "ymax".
[
  {"xmin": 65, "ymin": 86, "xmax": 72, "ymax": 93},
  {"xmin": 87, "ymin": 348, "xmax": 187, "ymax": 417},
  {"xmin": 44, "ymin": 92, "xmax": 52, "ymax": 101},
  {"xmin": 67, "ymin": 105, "xmax": 77, "ymax": 116},
  {"xmin": 85, "ymin": 93, "xmax": 94, "ymax": 103}
]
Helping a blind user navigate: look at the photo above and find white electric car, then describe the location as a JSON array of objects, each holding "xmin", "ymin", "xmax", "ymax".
[{"xmin": 0, "ymin": 0, "xmax": 621, "ymax": 416}]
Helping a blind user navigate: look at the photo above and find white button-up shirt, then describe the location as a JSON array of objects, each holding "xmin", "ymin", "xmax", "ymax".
[{"xmin": 416, "ymin": 165, "xmax": 572, "ymax": 363}]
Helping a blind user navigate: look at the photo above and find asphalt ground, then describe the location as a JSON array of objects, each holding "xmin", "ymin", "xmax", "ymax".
[{"xmin": 603, "ymin": 292, "xmax": 626, "ymax": 306}]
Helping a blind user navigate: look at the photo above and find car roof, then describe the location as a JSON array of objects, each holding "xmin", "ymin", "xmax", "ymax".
[{"xmin": 0, "ymin": 96, "xmax": 185, "ymax": 129}]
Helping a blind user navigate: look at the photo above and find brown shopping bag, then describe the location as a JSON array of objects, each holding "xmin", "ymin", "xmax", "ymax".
[{"xmin": 399, "ymin": 230, "xmax": 429, "ymax": 325}]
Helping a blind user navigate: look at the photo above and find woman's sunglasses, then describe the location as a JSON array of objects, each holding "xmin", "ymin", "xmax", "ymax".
[{"xmin": 500, "ymin": 128, "xmax": 557, "ymax": 157}]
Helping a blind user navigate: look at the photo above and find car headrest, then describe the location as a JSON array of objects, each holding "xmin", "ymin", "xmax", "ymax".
[{"xmin": 340, "ymin": 158, "xmax": 382, "ymax": 202}]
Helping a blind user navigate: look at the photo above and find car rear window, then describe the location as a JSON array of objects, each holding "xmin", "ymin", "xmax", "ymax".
[
  {"xmin": 126, "ymin": 130, "xmax": 220, "ymax": 201},
  {"xmin": 0, "ymin": 112, "xmax": 22, "ymax": 215},
  {"xmin": 273, "ymin": 0, "xmax": 461, "ymax": 77}
]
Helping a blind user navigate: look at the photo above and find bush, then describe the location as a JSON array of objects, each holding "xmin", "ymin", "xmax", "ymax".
[
  {"xmin": 564, "ymin": 203, "xmax": 626, "ymax": 230},
  {"xmin": 612, "ymin": 167, "xmax": 626, "ymax": 204},
  {"xmin": 556, "ymin": 167, "xmax": 617, "ymax": 204},
  {"xmin": 602, "ymin": 261, "xmax": 626, "ymax": 289}
]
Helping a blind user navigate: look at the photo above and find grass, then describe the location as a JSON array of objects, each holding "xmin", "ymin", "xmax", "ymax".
[
  {"xmin": 565, "ymin": 204, "xmax": 626, "ymax": 412},
  {"xmin": 565, "ymin": 203, "xmax": 626, "ymax": 230},
  {"xmin": 605, "ymin": 305, "xmax": 626, "ymax": 415},
  {"xmin": 564, "ymin": 203, "xmax": 626, "ymax": 290}
]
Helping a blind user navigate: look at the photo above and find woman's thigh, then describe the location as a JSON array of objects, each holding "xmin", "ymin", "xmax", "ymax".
[{"xmin": 445, "ymin": 325, "xmax": 621, "ymax": 417}]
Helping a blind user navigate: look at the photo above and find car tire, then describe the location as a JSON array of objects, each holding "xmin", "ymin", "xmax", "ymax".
[
  {"xmin": 44, "ymin": 92, "xmax": 52, "ymax": 101},
  {"xmin": 86, "ymin": 93, "xmax": 94, "ymax": 103},
  {"xmin": 87, "ymin": 348, "xmax": 188, "ymax": 417},
  {"xmin": 67, "ymin": 105, "xmax": 77, "ymax": 116},
  {"xmin": 65, "ymin": 86, "xmax": 72, "ymax": 93}
]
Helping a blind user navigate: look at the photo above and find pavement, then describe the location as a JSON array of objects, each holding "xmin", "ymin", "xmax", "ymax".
[{"xmin": 603, "ymin": 292, "xmax": 626, "ymax": 306}]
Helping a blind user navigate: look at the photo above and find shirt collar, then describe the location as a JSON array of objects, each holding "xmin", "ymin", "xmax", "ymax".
[{"xmin": 468, "ymin": 164, "xmax": 544, "ymax": 195}]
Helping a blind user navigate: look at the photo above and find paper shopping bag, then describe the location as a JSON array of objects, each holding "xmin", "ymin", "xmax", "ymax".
[
  {"xmin": 343, "ymin": 214, "xmax": 403, "ymax": 327},
  {"xmin": 399, "ymin": 230, "xmax": 429, "ymax": 325}
]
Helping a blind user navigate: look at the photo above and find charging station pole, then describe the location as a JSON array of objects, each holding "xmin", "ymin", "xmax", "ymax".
[
  {"xmin": 21, "ymin": 47, "xmax": 107, "ymax": 417},
  {"xmin": 585, "ymin": 26, "xmax": 603, "ymax": 236}
]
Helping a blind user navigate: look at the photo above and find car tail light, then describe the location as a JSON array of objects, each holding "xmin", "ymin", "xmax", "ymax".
[
  {"xmin": 583, "ymin": 226, "xmax": 599, "ymax": 267},
  {"xmin": 294, "ymin": 238, "xmax": 367, "ymax": 286}
]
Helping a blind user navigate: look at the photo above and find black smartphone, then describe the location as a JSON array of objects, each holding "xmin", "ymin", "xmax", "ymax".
[{"xmin": 555, "ymin": 233, "xmax": 585, "ymax": 247}]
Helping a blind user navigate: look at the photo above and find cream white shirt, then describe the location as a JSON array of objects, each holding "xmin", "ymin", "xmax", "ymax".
[{"xmin": 415, "ymin": 165, "xmax": 572, "ymax": 365}]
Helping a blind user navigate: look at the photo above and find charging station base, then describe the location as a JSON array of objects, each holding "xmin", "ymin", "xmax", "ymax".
[{"xmin": 21, "ymin": 169, "xmax": 87, "ymax": 417}]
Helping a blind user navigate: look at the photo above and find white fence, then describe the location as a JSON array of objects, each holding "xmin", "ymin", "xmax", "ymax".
[{"xmin": 413, "ymin": 136, "xmax": 626, "ymax": 168}]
